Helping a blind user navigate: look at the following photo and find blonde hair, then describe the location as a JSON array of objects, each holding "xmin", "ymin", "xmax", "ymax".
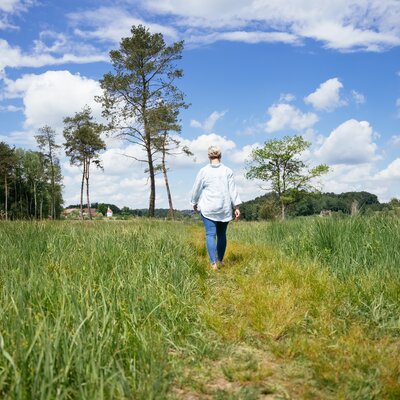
[{"xmin": 208, "ymin": 145, "xmax": 221, "ymax": 159}]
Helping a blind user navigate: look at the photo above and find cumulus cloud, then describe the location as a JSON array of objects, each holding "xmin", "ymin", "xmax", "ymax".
[
  {"xmin": 264, "ymin": 103, "xmax": 318, "ymax": 133},
  {"xmin": 4, "ymin": 70, "xmax": 103, "ymax": 131},
  {"xmin": 229, "ymin": 143, "xmax": 260, "ymax": 165},
  {"xmin": 190, "ymin": 110, "xmax": 227, "ymax": 132},
  {"xmin": 176, "ymin": 133, "xmax": 236, "ymax": 164},
  {"xmin": 62, "ymin": 142, "xmax": 160, "ymax": 208},
  {"xmin": 320, "ymin": 163, "xmax": 377, "ymax": 194},
  {"xmin": 374, "ymin": 158, "xmax": 400, "ymax": 181},
  {"xmin": 304, "ymin": 78, "xmax": 346, "ymax": 111},
  {"xmin": 315, "ymin": 119, "xmax": 379, "ymax": 165}
]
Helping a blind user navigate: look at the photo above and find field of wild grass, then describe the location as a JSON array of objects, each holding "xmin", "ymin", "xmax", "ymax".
[{"xmin": 0, "ymin": 216, "xmax": 399, "ymax": 399}]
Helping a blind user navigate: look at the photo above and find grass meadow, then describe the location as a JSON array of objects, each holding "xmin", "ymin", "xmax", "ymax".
[{"xmin": 0, "ymin": 216, "xmax": 399, "ymax": 399}]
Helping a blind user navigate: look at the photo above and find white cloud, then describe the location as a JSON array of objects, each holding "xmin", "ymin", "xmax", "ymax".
[
  {"xmin": 233, "ymin": 169, "xmax": 264, "ymax": 202},
  {"xmin": 176, "ymin": 133, "xmax": 236, "ymax": 164},
  {"xmin": 0, "ymin": 128, "xmax": 36, "ymax": 147},
  {"xmin": 189, "ymin": 119, "xmax": 202, "ymax": 129},
  {"xmin": 296, "ymin": 19, "xmax": 400, "ymax": 51},
  {"xmin": 0, "ymin": 39, "xmax": 107, "ymax": 72},
  {"xmin": 391, "ymin": 135, "xmax": 400, "ymax": 145},
  {"xmin": 0, "ymin": 0, "xmax": 30, "ymax": 13},
  {"xmin": 279, "ymin": 93, "xmax": 296, "ymax": 103},
  {"xmin": 0, "ymin": 104, "xmax": 22, "ymax": 112},
  {"xmin": 315, "ymin": 119, "xmax": 379, "ymax": 165},
  {"xmin": 304, "ymin": 78, "xmax": 346, "ymax": 111},
  {"xmin": 4, "ymin": 70, "xmax": 103, "ymax": 130},
  {"xmin": 187, "ymin": 30, "xmax": 300, "ymax": 46},
  {"xmin": 190, "ymin": 110, "xmax": 227, "ymax": 132},
  {"xmin": 320, "ymin": 163, "xmax": 376, "ymax": 194},
  {"xmin": 351, "ymin": 90, "xmax": 366, "ymax": 104},
  {"xmin": 0, "ymin": 0, "xmax": 33, "ymax": 29},
  {"xmin": 374, "ymin": 158, "xmax": 400, "ymax": 181},
  {"xmin": 68, "ymin": 7, "xmax": 178, "ymax": 44},
  {"xmin": 139, "ymin": 0, "xmax": 400, "ymax": 51},
  {"xmin": 229, "ymin": 143, "xmax": 260, "ymax": 164},
  {"xmin": 264, "ymin": 103, "xmax": 318, "ymax": 133},
  {"xmin": 99, "ymin": 144, "xmax": 147, "ymax": 175}
]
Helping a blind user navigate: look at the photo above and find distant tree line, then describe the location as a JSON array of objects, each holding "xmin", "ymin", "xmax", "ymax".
[
  {"xmin": 240, "ymin": 191, "xmax": 395, "ymax": 220},
  {"xmin": 0, "ymin": 140, "xmax": 63, "ymax": 220}
]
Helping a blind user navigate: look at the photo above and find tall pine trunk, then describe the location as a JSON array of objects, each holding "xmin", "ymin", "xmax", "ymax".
[
  {"xmin": 161, "ymin": 141, "xmax": 174, "ymax": 220},
  {"xmin": 147, "ymin": 147, "xmax": 156, "ymax": 217},
  {"xmin": 80, "ymin": 162, "xmax": 85, "ymax": 219},
  {"xmin": 144, "ymin": 116, "xmax": 155, "ymax": 217},
  {"xmin": 85, "ymin": 159, "xmax": 92, "ymax": 220}
]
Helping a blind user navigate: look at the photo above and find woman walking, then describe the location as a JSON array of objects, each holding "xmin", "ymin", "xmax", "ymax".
[{"xmin": 190, "ymin": 146, "xmax": 241, "ymax": 270}]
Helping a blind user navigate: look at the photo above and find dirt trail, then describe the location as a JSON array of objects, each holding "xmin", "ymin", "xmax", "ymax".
[{"xmin": 170, "ymin": 226, "xmax": 324, "ymax": 400}]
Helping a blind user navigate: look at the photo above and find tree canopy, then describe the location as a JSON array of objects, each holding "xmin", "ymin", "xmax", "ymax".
[{"xmin": 246, "ymin": 135, "xmax": 329, "ymax": 219}]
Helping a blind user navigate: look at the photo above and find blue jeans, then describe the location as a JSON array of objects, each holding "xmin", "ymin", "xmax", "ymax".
[{"xmin": 201, "ymin": 214, "xmax": 229, "ymax": 264}]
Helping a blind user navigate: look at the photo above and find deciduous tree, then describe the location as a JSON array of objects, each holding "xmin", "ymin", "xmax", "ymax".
[
  {"xmin": 35, "ymin": 125, "xmax": 61, "ymax": 219},
  {"xmin": 0, "ymin": 142, "xmax": 16, "ymax": 220},
  {"xmin": 246, "ymin": 135, "xmax": 329, "ymax": 219}
]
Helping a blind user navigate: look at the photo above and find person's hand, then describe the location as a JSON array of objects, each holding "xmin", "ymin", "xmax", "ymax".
[
  {"xmin": 193, "ymin": 204, "xmax": 198, "ymax": 213},
  {"xmin": 234, "ymin": 208, "xmax": 240, "ymax": 221}
]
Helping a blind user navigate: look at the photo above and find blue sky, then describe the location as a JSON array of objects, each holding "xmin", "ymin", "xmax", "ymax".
[{"xmin": 1, "ymin": 0, "xmax": 400, "ymax": 209}]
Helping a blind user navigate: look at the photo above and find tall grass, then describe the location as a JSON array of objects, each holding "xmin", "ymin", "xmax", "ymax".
[
  {"xmin": 231, "ymin": 214, "xmax": 400, "ymax": 275},
  {"xmin": 1, "ymin": 216, "xmax": 399, "ymax": 399},
  {"xmin": 206, "ymin": 215, "xmax": 400, "ymax": 398},
  {"xmin": 0, "ymin": 221, "xmax": 210, "ymax": 399},
  {"xmin": 228, "ymin": 214, "xmax": 400, "ymax": 333}
]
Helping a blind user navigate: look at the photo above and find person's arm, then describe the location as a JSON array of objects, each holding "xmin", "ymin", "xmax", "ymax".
[
  {"xmin": 227, "ymin": 169, "xmax": 242, "ymax": 220},
  {"xmin": 190, "ymin": 170, "xmax": 204, "ymax": 212}
]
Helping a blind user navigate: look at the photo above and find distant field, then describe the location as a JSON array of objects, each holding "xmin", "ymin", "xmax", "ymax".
[{"xmin": 0, "ymin": 217, "xmax": 399, "ymax": 399}]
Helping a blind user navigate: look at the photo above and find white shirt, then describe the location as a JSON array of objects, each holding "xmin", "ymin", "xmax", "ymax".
[{"xmin": 190, "ymin": 163, "xmax": 242, "ymax": 222}]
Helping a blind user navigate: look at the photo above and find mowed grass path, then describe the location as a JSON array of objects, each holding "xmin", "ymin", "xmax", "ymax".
[{"xmin": 0, "ymin": 217, "xmax": 399, "ymax": 399}]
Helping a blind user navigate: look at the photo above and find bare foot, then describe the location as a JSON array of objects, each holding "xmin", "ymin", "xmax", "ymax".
[
  {"xmin": 210, "ymin": 262, "xmax": 218, "ymax": 271},
  {"xmin": 218, "ymin": 260, "xmax": 225, "ymax": 267}
]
